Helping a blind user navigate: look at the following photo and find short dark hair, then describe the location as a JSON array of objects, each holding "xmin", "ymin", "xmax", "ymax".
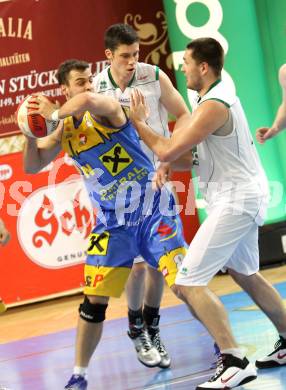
[
  {"xmin": 187, "ymin": 38, "xmax": 224, "ymax": 76},
  {"xmin": 56, "ymin": 59, "xmax": 90, "ymax": 85},
  {"xmin": 104, "ymin": 23, "xmax": 139, "ymax": 51}
]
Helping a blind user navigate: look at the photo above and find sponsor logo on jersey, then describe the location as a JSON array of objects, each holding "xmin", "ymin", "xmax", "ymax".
[
  {"xmin": 180, "ymin": 267, "xmax": 188, "ymax": 275},
  {"xmin": 151, "ymin": 217, "xmax": 178, "ymax": 242},
  {"xmin": 119, "ymin": 97, "xmax": 130, "ymax": 103},
  {"xmin": 137, "ymin": 74, "xmax": 148, "ymax": 81},
  {"xmin": 157, "ymin": 222, "xmax": 173, "ymax": 237},
  {"xmin": 99, "ymin": 80, "xmax": 107, "ymax": 90},
  {"xmin": 99, "ymin": 143, "xmax": 133, "ymax": 176},
  {"xmin": 79, "ymin": 133, "xmax": 87, "ymax": 145}
]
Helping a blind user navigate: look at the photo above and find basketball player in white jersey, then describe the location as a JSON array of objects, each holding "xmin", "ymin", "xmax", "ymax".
[
  {"xmin": 130, "ymin": 37, "xmax": 286, "ymax": 389},
  {"xmin": 256, "ymin": 63, "xmax": 286, "ymax": 143},
  {"xmin": 93, "ymin": 23, "xmax": 191, "ymax": 369}
]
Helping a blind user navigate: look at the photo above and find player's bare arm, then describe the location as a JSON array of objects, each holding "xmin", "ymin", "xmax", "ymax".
[
  {"xmin": 159, "ymin": 71, "xmax": 194, "ymax": 166},
  {"xmin": 170, "ymin": 151, "xmax": 193, "ymax": 171},
  {"xmin": 157, "ymin": 71, "xmax": 193, "ymax": 170},
  {"xmin": 159, "ymin": 70, "xmax": 193, "ymax": 134},
  {"xmin": 23, "ymin": 124, "xmax": 63, "ymax": 173},
  {"xmin": 28, "ymin": 92, "xmax": 126, "ymax": 128},
  {"xmin": 130, "ymin": 89, "xmax": 227, "ymax": 162},
  {"xmin": 159, "ymin": 70, "xmax": 189, "ymax": 121},
  {"xmin": 256, "ymin": 64, "xmax": 286, "ymax": 144}
]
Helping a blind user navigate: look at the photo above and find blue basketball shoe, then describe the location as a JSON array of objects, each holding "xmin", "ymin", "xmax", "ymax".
[{"xmin": 64, "ymin": 375, "xmax": 87, "ymax": 390}]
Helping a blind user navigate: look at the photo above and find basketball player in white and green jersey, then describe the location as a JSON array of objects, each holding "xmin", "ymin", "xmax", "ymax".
[{"xmin": 94, "ymin": 23, "xmax": 191, "ymax": 369}]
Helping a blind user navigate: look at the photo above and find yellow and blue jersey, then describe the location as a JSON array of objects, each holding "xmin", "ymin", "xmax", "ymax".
[{"xmin": 61, "ymin": 111, "xmax": 154, "ymax": 212}]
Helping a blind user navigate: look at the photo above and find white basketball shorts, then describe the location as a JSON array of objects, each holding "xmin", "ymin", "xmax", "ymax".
[{"xmin": 175, "ymin": 197, "xmax": 267, "ymax": 286}]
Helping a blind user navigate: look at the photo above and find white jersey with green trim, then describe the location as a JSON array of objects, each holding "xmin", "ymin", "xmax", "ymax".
[
  {"xmin": 192, "ymin": 79, "xmax": 268, "ymax": 218},
  {"xmin": 93, "ymin": 62, "xmax": 170, "ymax": 167}
]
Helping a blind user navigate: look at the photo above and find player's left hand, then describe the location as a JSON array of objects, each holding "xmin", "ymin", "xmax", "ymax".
[
  {"xmin": 130, "ymin": 89, "xmax": 150, "ymax": 124},
  {"xmin": 152, "ymin": 162, "xmax": 171, "ymax": 191},
  {"xmin": 27, "ymin": 94, "xmax": 60, "ymax": 120},
  {"xmin": 256, "ymin": 126, "xmax": 279, "ymax": 144}
]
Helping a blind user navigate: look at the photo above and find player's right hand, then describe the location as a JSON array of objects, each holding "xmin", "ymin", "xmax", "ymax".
[
  {"xmin": 152, "ymin": 162, "xmax": 171, "ymax": 191},
  {"xmin": 130, "ymin": 89, "xmax": 150, "ymax": 124},
  {"xmin": 27, "ymin": 94, "xmax": 60, "ymax": 120}
]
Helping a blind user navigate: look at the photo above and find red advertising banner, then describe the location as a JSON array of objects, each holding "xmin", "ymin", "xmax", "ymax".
[
  {"xmin": 0, "ymin": 151, "xmax": 96, "ymax": 304},
  {"xmin": 0, "ymin": 0, "xmax": 175, "ymax": 137}
]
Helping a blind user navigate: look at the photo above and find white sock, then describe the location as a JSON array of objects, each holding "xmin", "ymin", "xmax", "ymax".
[
  {"xmin": 73, "ymin": 366, "xmax": 88, "ymax": 378},
  {"xmin": 221, "ymin": 348, "xmax": 244, "ymax": 360}
]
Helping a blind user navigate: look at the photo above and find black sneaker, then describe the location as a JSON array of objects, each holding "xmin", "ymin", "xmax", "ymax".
[
  {"xmin": 196, "ymin": 353, "xmax": 257, "ymax": 389},
  {"xmin": 256, "ymin": 335, "xmax": 286, "ymax": 368}
]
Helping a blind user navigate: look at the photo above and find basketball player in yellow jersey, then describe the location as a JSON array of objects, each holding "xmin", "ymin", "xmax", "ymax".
[{"xmin": 24, "ymin": 59, "xmax": 192, "ymax": 390}]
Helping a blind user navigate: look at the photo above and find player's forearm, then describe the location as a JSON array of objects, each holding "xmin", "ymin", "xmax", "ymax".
[
  {"xmin": 23, "ymin": 138, "xmax": 59, "ymax": 173},
  {"xmin": 133, "ymin": 119, "xmax": 174, "ymax": 162},
  {"xmin": 56, "ymin": 92, "xmax": 118, "ymax": 120},
  {"xmin": 173, "ymin": 112, "xmax": 192, "ymax": 131},
  {"xmin": 23, "ymin": 138, "xmax": 43, "ymax": 173},
  {"xmin": 171, "ymin": 151, "xmax": 193, "ymax": 171},
  {"xmin": 272, "ymin": 102, "xmax": 286, "ymax": 133},
  {"xmin": 57, "ymin": 93, "xmax": 90, "ymax": 119}
]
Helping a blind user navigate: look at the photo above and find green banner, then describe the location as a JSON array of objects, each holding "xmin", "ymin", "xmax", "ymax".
[
  {"xmin": 163, "ymin": 0, "xmax": 286, "ymax": 224},
  {"xmin": 255, "ymin": 0, "xmax": 286, "ymax": 187}
]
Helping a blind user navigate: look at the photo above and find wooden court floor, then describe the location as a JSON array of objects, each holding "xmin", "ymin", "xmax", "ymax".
[
  {"xmin": 1, "ymin": 264, "xmax": 286, "ymax": 389},
  {"xmin": 1, "ymin": 263, "xmax": 286, "ymax": 343}
]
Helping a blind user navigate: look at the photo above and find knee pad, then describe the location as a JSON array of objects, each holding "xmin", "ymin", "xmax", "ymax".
[{"xmin": 79, "ymin": 296, "xmax": 108, "ymax": 323}]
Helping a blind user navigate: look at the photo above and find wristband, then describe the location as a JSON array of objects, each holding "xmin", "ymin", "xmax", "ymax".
[{"xmin": 51, "ymin": 109, "xmax": 59, "ymax": 121}]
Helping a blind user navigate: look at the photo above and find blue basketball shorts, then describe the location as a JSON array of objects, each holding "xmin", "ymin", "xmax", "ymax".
[{"xmin": 84, "ymin": 190, "xmax": 188, "ymax": 297}]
